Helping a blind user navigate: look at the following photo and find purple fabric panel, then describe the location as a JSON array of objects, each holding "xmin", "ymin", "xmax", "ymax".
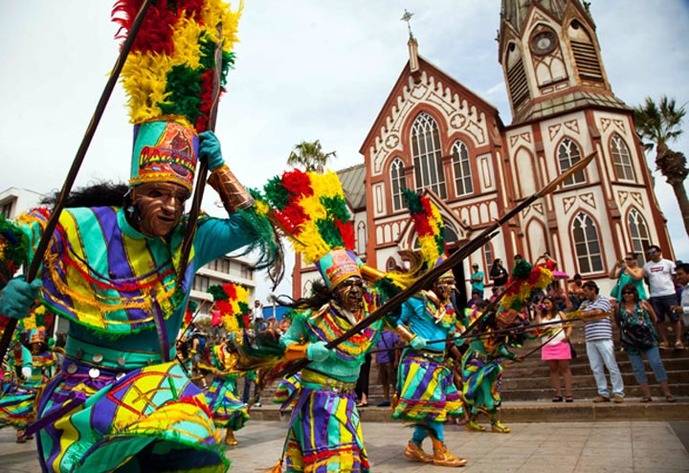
[{"xmin": 92, "ymin": 207, "xmax": 148, "ymax": 322}]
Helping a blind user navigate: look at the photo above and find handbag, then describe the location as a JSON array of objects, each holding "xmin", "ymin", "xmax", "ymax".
[{"xmin": 619, "ymin": 304, "xmax": 657, "ymax": 350}]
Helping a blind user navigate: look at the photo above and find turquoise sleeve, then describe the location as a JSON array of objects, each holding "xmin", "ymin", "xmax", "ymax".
[{"xmin": 192, "ymin": 214, "xmax": 256, "ymax": 268}]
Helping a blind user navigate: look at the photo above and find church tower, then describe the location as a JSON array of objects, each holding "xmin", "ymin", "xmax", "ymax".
[{"xmin": 497, "ymin": 0, "xmax": 672, "ymax": 290}]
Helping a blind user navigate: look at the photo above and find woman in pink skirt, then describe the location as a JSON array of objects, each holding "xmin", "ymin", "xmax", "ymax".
[{"xmin": 536, "ymin": 297, "xmax": 574, "ymax": 402}]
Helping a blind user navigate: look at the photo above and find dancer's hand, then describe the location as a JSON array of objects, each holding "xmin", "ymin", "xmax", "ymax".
[
  {"xmin": 306, "ymin": 341, "xmax": 334, "ymax": 362},
  {"xmin": 0, "ymin": 278, "xmax": 41, "ymax": 319},
  {"xmin": 410, "ymin": 336, "xmax": 428, "ymax": 350},
  {"xmin": 198, "ymin": 131, "xmax": 225, "ymax": 171}
]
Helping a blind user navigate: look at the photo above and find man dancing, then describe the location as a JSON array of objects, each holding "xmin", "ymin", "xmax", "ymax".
[
  {"xmin": 392, "ymin": 190, "xmax": 466, "ymax": 468},
  {"xmin": 0, "ymin": 1, "xmax": 280, "ymax": 470}
]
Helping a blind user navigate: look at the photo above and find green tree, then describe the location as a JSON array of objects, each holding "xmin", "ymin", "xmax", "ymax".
[
  {"xmin": 287, "ymin": 140, "xmax": 336, "ymax": 172},
  {"xmin": 634, "ymin": 96, "xmax": 689, "ymax": 237}
]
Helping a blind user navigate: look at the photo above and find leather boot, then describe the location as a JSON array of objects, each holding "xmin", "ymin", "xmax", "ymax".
[
  {"xmin": 491, "ymin": 419, "xmax": 511, "ymax": 433},
  {"xmin": 225, "ymin": 429, "xmax": 238, "ymax": 446},
  {"xmin": 430, "ymin": 436, "xmax": 467, "ymax": 467},
  {"xmin": 404, "ymin": 440, "xmax": 432, "ymax": 463}
]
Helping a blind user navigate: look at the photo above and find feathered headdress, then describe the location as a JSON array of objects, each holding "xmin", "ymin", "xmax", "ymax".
[
  {"xmin": 112, "ymin": 0, "xmax": 241, "ymax": 191},
  {"xmin": 402, "ymin": 189, "xmax": 447, "ymax": 272},
  {"xmin": 0, "ymin": 215, "xmax": 27, "ymax": 287},
  {"xmin": 208, "ymin": 282, "xmax": 251, "ymax": 333},
  {"xmin": 260, "ymin": 169, "xmax": 359, "ymax": 288},
  {"xmin": 499, "ymin": 259, "xmax": 553, "ymax": 312}
]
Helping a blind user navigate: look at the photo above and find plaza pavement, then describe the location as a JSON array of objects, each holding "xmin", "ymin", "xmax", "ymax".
[{"xmin": 0, "ymin": 420, "xmax": 688, "ymax": 472}]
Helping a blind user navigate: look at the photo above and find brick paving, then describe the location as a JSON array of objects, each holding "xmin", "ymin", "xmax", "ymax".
[{"xmin": 1, "ymin": 420, "xmax": 688, "ymax": 472}]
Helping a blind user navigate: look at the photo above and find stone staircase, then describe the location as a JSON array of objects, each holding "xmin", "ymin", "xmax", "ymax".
[{"xmin": 252, "ymin": 330, "xmax": 689, "ymax": 422}]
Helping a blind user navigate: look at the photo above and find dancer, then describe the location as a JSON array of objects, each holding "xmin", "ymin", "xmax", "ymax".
[
  {"xmin": 0, "ymin": 2, "xmax": 281, "ymax": 471},
  {"xmin": 249, "ymin": 168, "xmax": 404, "ymax": 473},
  {"xmin": 462, "ymin": 260, "xmax": 552, "ymax": 433},
  {"xmin": 202, "ymin": 282, "xmax": 253, "ymax": 446},
  {"xmin": 392, "ymin": 190, "xmax": 466, "ymax": 468}
]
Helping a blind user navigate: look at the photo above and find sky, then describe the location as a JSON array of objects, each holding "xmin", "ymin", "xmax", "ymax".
[{"xmin": 1, "ymin": 0, "xmax": 688, "ymax": 302}]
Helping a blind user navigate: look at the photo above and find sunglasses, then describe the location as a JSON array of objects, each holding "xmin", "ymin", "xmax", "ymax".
[{"xmin": 622, "ymin": 291, "xmax": 635, "ymax": 295}]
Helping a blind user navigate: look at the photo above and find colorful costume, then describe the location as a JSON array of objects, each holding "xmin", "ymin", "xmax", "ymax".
[
  {"xmin": 0, "ymin": 343, "xmax": 36, "ymax": 434},
  {"xmin": 393, "ymin": 190, "xmax": 466, "ymax": 467},
  {"xmin": 0, "ymin": 2, "xmax": 282, "ymax": 471},
  {"xmin": 462, "ymin": 260, "xmax": 552, "ymax": 433},
  {"xmin": 202, "ymin": 283, "xmax": 252, "ymax": 445},
  {"xmin": 246, "ymin": 168, "xmax": 406, "ymax": 473}
]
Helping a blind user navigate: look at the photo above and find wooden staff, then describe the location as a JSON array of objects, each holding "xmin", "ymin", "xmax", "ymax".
[
  {"xmin": 0, "ymin": 0, "xmax": 153, "ymax": 363},
  {"xmin": 273, "ymin": 151, "xmax": 597, "ymax": 380}
]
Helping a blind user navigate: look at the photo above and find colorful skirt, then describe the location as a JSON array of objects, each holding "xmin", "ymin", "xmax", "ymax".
[
  {"xmin": 392, "ymin": 351, "xmax": 462, "ymax": 423},
  {"xmin": 205, "ymin": 376, "xmax": 249, "ymax": 431},
  {"xmin": 273, "ymin": 374, "xmax": 302, "ymax": 409},
  {"xmin": 461, "ymin": 352, "xmax": 502, "ymax": 416},
  {"xmin": 0, "ymin": 380, "xmax": 36, "ymax": 429},
  {"xmin": 36, "ymin": 359, "xmax": 228, "ymax": 473},
  {"xmin": 284, "ymin": 386, "xmax": 368, "ymax": 473},
  {"xmin": 541, "ymin": 341, "xmax": 571, "ymax": 361}
]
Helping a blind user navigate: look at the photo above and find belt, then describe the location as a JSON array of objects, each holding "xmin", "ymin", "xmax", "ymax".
[
  {"xmin": 65, "ymin": 336, "xmax": 171, "ymax": 371},
  {"xmin": 301, "ymin": 369, "xmax": 356, "ymax": 393}
]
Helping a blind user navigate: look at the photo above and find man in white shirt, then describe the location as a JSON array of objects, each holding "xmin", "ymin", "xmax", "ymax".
[{"xmin": 643, "ymin": 245, "xmax": 682, "ymax": 349}]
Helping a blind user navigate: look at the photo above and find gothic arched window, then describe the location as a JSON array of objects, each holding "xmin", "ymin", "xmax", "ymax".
[
  {"xmin": 558, "ymin": 138, "xmax": 586, "ymax": 186},
  {"xmin": 390, "ymin": 158, "xmax": 406, "ymax": 211},
  {"xmin": 411, "ymin": 112, "xmax": 447, "ymax": 199},
  {"xmin": 628, "ymin": 208, "xmax": 651, "ymax": 263},
  {"xmin": 610, "ymin": 133, "xmax": 636, "ymax": 182},
  {"xmin": 483, "ymin": 242, "xmax": 494, "ymax": 271},
  {"xmin": 451, "ymin": 140, "xmax": 473, "ymax": 197},
  {"xmin": 572, "ymin": 212, "xmax": 603, "ymax": 274},
  {"xmin": 386, "ymin": 257, "xmax": 398, "ymax": 272},
  {"xmin": 568, "ymin": 20, "xmax": 604, "ymax": 82},
  {"xmin": 356, "ymin": 221, "xmax": 367, "ymax": 256}
]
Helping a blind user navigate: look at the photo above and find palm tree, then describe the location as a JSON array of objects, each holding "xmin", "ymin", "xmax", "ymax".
[
  {"xmin": 634, "ymin": 96, "xmax": 689, "ymax": 237},
  {"xmin": 287, "ymin": 140, "xmax": 336, "ymax": 172}
]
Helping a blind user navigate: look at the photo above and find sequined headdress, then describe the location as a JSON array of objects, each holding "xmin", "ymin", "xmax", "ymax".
[{"xmin": 113, "ymin": 0, "xmax": 241, "ymax": 191}]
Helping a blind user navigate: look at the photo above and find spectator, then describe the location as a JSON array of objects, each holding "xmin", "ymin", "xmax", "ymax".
[
  {"xmin": 580, "ymin": 281, "xmax": 624, "ymax": 403},
  {"xmin": 489, "ymin": 259, "xmax": 508, "ymax": 293},
  {"xmin": 672, "ymin": 263, "xmax": 689, "ymax": 339},
  {"xmin": 470, "ymin": 264, "xmax": 485, "ymax": 299},
  {"xmin": 610, "ymin": 252, "xmax": 647, "ymax": 302},
  {"xmin": 643, "ymin": 245, "xmax": 682, "ymax": 349},
  {"xmin": 615, "ymin": 283, "xmax": 674, "ymax": 402},
  {"xmin": 567, "ymin": 274, "xmax": 585, "ymax": 309},
  {"xmin": 375, "ymin": 329, "xmax": 399, "ymax": 407},
  {"xmin": 468, "ymin": 290, "xmax": 483, "ymax": 308},
  {"xmin": 536, "ymin": 297, "xmax": 573, "ymax": 402}
]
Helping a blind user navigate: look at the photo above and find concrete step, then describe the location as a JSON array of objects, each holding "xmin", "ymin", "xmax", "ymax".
[
  {"xmin": 501, "ymin": 383, "xmax": 689, "ymax": 400},
  {"xmin": 247, "ymin": 398, "xmax": 689, "ymax": 423},
  {"xmin": 501, "ymin": 370, "xmax": 689, "ymax": 390}
]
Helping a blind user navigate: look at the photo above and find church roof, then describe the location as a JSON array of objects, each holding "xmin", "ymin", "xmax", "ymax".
[
  {"xmin": 336, "ymin": 163, "xmax": 366, "ymax": 211},
  {"xmin": 502, "ymin": 0, "xmax": 565, "ymax": 31},
  {"xmin": 513, "ymin": 89, "xmax": 629, "ymax": 125}
]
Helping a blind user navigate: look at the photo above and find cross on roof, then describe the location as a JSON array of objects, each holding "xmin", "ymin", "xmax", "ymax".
[{"xmin": 401, "ymin": 9, "xmax": 415, "ymax": 39}]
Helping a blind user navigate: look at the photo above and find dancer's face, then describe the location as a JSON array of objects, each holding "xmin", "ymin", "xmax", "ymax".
[
  {"xmin": 334, "ymin": 277, "xmax": 365, "ymax": 312},
  {"xmin": 132, "ymin": 182, "xmax": 190, "ymax": 237},
  {"xmin": 433, "ymin": 275, "xmax": 455, "ymax": 301}
]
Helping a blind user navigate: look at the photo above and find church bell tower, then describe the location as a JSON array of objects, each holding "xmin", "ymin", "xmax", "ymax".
[{"xmin": 496, "ymin": 0, "xmax": 673, "ymax": 289}]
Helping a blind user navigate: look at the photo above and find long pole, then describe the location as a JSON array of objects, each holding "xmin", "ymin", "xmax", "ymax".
[
  {"xmin": 271, "ymin": 151, "xmax": 597, "ymax": 379},
  {"xmin": 0, "ymin": 0, "xmax": 153, "ymax": 363}
]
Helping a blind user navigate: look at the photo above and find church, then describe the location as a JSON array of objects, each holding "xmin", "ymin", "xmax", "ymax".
[{"xmin": 293, "ymin": 0, "xmax": 673, "ymax": 298}]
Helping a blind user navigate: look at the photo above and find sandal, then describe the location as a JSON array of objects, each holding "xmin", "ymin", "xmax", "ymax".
[
  {"xmin": 640, "ymin": 397, "xmax": 653, "ymax": 403},
  {"xmin": 565, "ymin": 396, "xmax": 574, "ymax": 403},
  {"xmin": 674, "ymin": 341, "xmax": 685, "ymax": 350},
  {"xmin": 665, "ymin": 395, "xmax": 676, "ymax": 403},
  {"xmin": 552, "ymin": 396, "xmax": 563, "ymax": 402},
  {"xmin": 659, "ymin": 341, "xmax": 671, "ymax": 351}
]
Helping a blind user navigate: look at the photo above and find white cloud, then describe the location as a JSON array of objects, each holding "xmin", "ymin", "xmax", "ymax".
[{"xmin": 1, "ymin": 1, "xmax": 688, "ymax": 302}]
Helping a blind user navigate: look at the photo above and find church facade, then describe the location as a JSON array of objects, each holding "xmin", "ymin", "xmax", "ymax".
[{"xmin": 293, "ymin": 0, "xmax": 673, "ymax": 298}]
